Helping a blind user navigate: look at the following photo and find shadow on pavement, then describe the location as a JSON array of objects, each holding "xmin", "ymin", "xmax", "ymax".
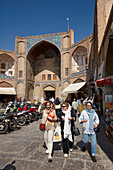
[{"xmin": 2, "ymin": 161, "xmax": 16, "ymax": 170}]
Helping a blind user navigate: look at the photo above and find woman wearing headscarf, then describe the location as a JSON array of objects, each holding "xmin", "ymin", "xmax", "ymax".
[
  {"xmin": 59, "ymin": 102, "xmax": 75, "ymax": 158},
  {"xmin": 41, "ymin": 101, "xmax": 57, "ymax": 162},
  {"xmin": 79, "ymin": 101, "xmax": 99, "ymax": 162}
]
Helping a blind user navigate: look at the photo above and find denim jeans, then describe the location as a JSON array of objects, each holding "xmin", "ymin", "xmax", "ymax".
[{"xmin": 82, "ymin": 133, "xmax": 96, "ymax": 156}]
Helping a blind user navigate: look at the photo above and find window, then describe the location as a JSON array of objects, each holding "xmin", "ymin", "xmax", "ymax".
[
  {"xmin": 1, "ymin": 71, "xmax": 5, "ymax": 75},
  {"xmin": 53, "ymin": 74, "xmax": 57, "ymax": 80},
  {"xmin": 1, "ymin": 63, "xmax": 5, "ymax": 69},
  {"xmin": 65, "ymin": 68, "xmax": 69, "ymax": 76},
  {"xmin": 9, "ymin": 71, "xmax": 13, "ymax": 75},
  {"xmin": 48, "ymin": 74, "xmax": 51, "ymax": 80},
  {"xmin": 42, "ymin": 74, "xmax": 46, "ymax": 80},
  {"xmin": 19, "ymin": 70, "xmax": 23, "ymax": 78}
]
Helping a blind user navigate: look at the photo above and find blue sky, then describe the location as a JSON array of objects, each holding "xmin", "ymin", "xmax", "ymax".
[{"xmin": 0, "ymin": 0, "xmax": 95, "ymax": 51}]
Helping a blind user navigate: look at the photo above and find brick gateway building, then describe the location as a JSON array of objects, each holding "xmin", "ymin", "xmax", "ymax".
[{"xmin": 0, "ymin": 30, "xmax": 92, "ymax": 102}]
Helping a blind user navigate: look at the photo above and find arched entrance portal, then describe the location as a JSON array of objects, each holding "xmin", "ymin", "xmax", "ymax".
[
  {"xmin": 44, "ymin": 86, "xmax": 55, "ymax": 100},
  {"xmin": 27, "ymin": 40, "xmax": 61, "ymax": 100}
]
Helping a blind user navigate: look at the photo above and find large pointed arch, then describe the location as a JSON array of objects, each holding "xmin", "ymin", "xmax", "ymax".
[{"xmin": 26, "ymin": 40, "xmax": 61, "ymax": 100}]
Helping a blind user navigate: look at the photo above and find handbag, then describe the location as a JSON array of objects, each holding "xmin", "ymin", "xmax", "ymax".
[
  {"xmin": 39, "ymin": 110, "xmax": 53, "ymax": 131},
  {"xmin": 94, "ymin": 126, "xmax": 100, "ymax": 133},
  {"xmin": 74, "ymin": 127, "xmax": 80, "ymax": 136},
  {"xmin": 39, "ymin": 123, "xmax": 46, "ymax": 131}
]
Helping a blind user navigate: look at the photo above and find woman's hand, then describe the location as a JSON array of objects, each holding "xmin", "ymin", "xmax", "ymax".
[
  {"xmin": 68, "ymin": 117, "xmax": 72, "ymax": 120},
  {"xmin": 81, "ymin": 120, "xmax": 87, "ymax": 123},
  {"xmin": 53, "ymin": 118, "xmax": 57, "ymax": 122},
  {"xmin": 94, "ymin": 124, "xmax": 98, "ymax": 128}
]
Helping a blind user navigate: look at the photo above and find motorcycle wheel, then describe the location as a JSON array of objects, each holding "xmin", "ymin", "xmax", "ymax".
[
  {"xmin": 27, "ymin": 114, "xmax": 32, "ymax": 122},
  {"xmin": 9, "ymin": 118, "xmax": 17, "ymax": 130},
  {"xmin": 17, "ymin": 116, "xmax": 26, "ymax": 126},
  {"xmin": 0, "ymin": 122, "xmax": 8, "ymax": 134},
  {"xmin": 31, "ymin": 113, "xmax": 37, "ymax": 121}
]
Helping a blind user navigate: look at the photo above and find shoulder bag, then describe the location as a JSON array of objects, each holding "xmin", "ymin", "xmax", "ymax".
[{"xmin": 39, "ymin": 110, "xmax": 53, "ymax": 131}]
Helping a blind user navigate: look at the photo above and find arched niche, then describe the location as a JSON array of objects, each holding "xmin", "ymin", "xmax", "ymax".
[
  {"xmin": 63, "ymin": 81, "xmax": 69, "ymax": 89},
  {"xmin": 73, "ymin": 78, "xmax": 85, "ymax": 83},
  {"xmin": 17, "ymin": 82, "xmax": 24, "ymax": 98},
  {"xmin": 27, "ymin": 40, "xmax": 61, "ymax": 81},
  {"xmin": 0, "ymin": 54, "xmax": 15, "ymax": 75},
  {"xmin": 34, "ymin": 85, "xmax": 40, "ymax": 100},
  {"xmin": 63, "ymin": 52, "xmax": 69, "ymax": 67},
  {"xmin": 72, "ymin": 46, "xmax": 87, "ymax": 72},
  {"xmin": 18, "ymin": 41, "xmax": 25, "ymax": 53},
  {"xmin": 105, "ymin": 38, "xmax": 113, "ymax": 77},
  {"xmin": 18, "ymin": 56, "xmax": 24, "ymax": 70},
  {"xmin": 44, "ymin": 85, "xmax": 55, "ymax": 91},
  {"xmin": 0, "ymin": 81, "xmax": 13, "ymax": 87},
  {"xmin": 28, "ymin": 84, "xmax": 34, "ymax": 100},
  {"xmin": 63, "ymin": 36, "xmax": 69, "ymax": 49}
]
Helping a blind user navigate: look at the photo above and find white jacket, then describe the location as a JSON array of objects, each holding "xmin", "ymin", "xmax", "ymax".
[{"xmin": 79, "ymin": 109, "xmax": 99, "ymax": 134}]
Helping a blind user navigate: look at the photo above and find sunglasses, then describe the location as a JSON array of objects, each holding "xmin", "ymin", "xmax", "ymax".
[{"xmin": 62, "ymin": 105, "xmax": 66, "ymax": 108}]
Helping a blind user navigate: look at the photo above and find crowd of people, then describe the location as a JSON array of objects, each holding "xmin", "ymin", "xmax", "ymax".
[{"xmin": 39, "ymin": 96, "xmax": 99, "ymax": 163}]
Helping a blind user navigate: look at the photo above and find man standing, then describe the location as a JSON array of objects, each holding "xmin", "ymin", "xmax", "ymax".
[
  {"xmin": 79, "ymin": 101, "xmax": 99, "ymax": 162},
  {"xmin": 72, "ymin": 98, "xmax": 78, "ymax": 115}
]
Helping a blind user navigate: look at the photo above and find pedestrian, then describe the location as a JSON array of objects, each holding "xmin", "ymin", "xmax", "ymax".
[
  {"xmin": 88, "ymin": 95, "xmax": 94, "ymax": 104},
  {"xmin": 72, "ymin": 98, "xmax": 78, "ymax": 115},
  {"xmin": 41, "ymin": 101, "xmax": 57, "ymax": 162},
  {"xmin": 59, "ymin": 102, "xmax": 75, "ymax": 158},
  {"xmin": 79, "ymin": 101, "xmax": 99, "ymax": 162},
  {"xmin": 54, "ymin": 97, "xmax": 61, "ymax": 120},
  {"xmin": 83, "ymin": 96, "xmax": 89, "ymax": 105}
]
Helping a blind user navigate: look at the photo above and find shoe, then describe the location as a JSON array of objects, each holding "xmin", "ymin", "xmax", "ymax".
[
  {"xmin": 64, "ymin": 153, "xmax": 68, "ymax": 158},
  {"xmin": 81, "ymin": 146, "xmax": 86, "ymax": 152},
  {"xmin": 46, "ymin": 150, "xmax": 49, "ymax": 154},
  {"xmin": 48, "ymin": 155, "xmax": 52, "ymax": 162},
  {"xmin": 69, "ymin": 148, "xmax": 73, "ymax": 152},
  {"xmin": 91, "ymin": 156, "xmax": 97, "ymax": 162}
]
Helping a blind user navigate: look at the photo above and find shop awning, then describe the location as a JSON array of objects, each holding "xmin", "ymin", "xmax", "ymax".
[
  {"xmin": 0, "ymin": 87, "xmax": 16, "ymax": 95},
  {"xmin": 96, "ymin": 75, "xmax": 113, "ymax": 86},
  {"xmin": 62, "ymin": 82, "xmax": 86, "ymax": 94}
]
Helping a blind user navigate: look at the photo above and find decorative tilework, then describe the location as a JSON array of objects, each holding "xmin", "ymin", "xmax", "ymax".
[
  {"xmin": 35, "ymin": 81, "xmax": 61, "ymax": 84},
  {"xmin": 26, "ymin": 35, "xmax": 62, "ymax": 52},
  {"xmin": 0, "ymin": 74, "xmax": 15, "ymax": 79}
]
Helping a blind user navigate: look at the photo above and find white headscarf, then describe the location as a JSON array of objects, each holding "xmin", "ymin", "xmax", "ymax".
[{"xmin": 62, "ymin": 104, "xmax": 73, "ymax": 142}]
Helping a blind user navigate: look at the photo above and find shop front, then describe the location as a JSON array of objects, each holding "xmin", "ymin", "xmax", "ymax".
[{"xmin": 96, "ymin": 76, "xmax": 113, "ymax": 145}]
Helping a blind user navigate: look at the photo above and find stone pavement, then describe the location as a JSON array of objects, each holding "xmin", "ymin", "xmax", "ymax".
[{"xmin": 0, "ymin": 116, "xmax": 113, "ymax": 170}]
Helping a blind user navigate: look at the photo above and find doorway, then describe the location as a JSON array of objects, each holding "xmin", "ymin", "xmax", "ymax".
[{"xmin": 44, "ymin": 91, "xmax": 55, "ymax": 100}]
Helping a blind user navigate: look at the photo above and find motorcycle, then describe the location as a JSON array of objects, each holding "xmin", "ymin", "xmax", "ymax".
[{"xmin": 0, "ymin": 110, "xmax": 17, "ymax": 134}]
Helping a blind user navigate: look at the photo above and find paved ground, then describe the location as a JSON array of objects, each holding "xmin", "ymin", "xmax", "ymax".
[{"xmin": 0, "ymin": 116, "xmax": 113, "ymax": 170}]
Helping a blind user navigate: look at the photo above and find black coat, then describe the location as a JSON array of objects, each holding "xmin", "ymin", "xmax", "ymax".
[{"xmin": 58, "ymin": 108, "xmax": 76, "ymax": 136}]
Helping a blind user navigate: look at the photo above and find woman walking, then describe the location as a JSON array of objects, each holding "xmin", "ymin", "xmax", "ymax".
[
  {"xmin": 79, "ymin": 101, "xmax": 99, "ymax": 162},
  {"xmin": 59, "ymin": 102, "xmax": 75, "ymax": 158},
  {"xmin": 41, "ymin": 101, "xmax": 57, "ymax": 162}
]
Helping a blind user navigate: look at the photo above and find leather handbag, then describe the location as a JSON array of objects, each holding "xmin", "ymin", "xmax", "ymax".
[
  {"xmin": 94, "ymin": 126, "xmax": 100, "ymax": 133},
  {"xmin": 74, "ymin": 127, "xmax": 80, "ymax": 136},
  {"xmin": 39, "ymin": 110, "xmax": 53, "ymax": 131},
  {"xmin": 39, "ymin": 123, "xmax": 46, "ymax": 131}
]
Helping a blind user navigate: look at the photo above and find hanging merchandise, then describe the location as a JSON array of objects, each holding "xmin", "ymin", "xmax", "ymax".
[{"xmin": 105, "ymin": 102, "xmax": 113, "ymax": 145}]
